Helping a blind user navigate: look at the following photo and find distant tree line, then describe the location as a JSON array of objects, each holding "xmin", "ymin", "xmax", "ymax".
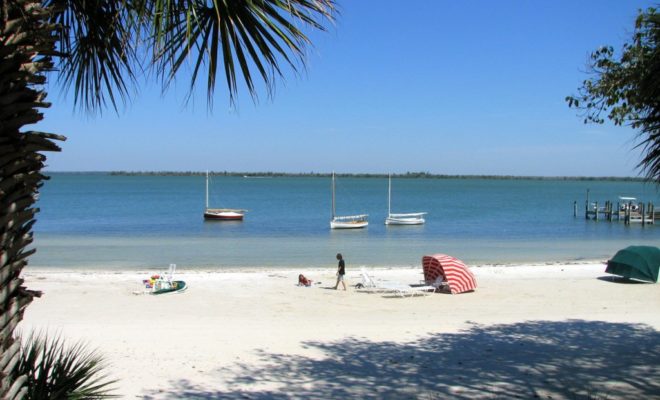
[{"xmin": 96, "ymin": 171, "xmax": 648, "ymax": 181}]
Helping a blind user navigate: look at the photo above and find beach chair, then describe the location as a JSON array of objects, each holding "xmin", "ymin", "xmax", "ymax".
[
  {"xmin": 421, "ymin": 276, "xmax": 449, "ymax": 292},
  {"xmin": 358, "ymin": 267, "xmax": 434, "ymax": 297},
  {"xmin": 358, "ymin": 267, "xmax": 398, "ymax": 291},
  {"xmin": 379, "ymin": 282, "xmax": 434, "ymax": 297},
  {"xmin": 165, "ymin": 263, "xmax": 176, "ymax": 283},
  {"xmin": 359, "ymin": 267, "xmax": 380, "ymax": 289}
]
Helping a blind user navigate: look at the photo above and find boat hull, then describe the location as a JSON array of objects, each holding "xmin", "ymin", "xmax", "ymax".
[
  {"xmin": 152, "ymin": 280, "xmax": 187, "ymax": 295},
  {"xmin": 385, "ymin": 217, "xmax": 425, "ymax": 225},
  {"xmin": 204, "ymin": 209, "xmax": 245, "ymax": 220},
  {"xmin": 331, "ymin": 220, "xmax": 369, "ymax": 229}
]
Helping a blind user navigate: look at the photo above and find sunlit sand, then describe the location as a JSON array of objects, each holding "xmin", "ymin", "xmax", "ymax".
[{"xmin": 21, "ymin": 263, "xmax": 660, "ymax": 398}]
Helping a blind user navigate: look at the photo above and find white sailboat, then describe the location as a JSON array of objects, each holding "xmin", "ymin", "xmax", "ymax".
[
  {"xmin": 330, "ymin": 171, "xmax": 368, "ymax": 229},
  {"xmin": 385, "ymin": 174, "xmax": 426, "ymax": 225},
  {"xmin": 204, "ymin": 171, "xmax": 246, "ymax": 221}
]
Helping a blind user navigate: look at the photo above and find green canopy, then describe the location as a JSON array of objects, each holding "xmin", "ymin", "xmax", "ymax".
[{"xmin": 606, "ymin": 246, "xmax": 660, "ymax": 283}]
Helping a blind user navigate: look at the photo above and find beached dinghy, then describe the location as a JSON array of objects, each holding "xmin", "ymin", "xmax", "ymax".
[
  {"xmin": 151, "ymin": 279, "xmax": 187, "ymax": 295},
  {"xmin": 138, "ymin": 264, "xmax": 187, "ymax": 295}
]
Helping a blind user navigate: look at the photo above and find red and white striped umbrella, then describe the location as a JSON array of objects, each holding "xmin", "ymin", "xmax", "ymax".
[{"xmin": 422, "ymin": 254, "xmax": 477, "ymax": 294}]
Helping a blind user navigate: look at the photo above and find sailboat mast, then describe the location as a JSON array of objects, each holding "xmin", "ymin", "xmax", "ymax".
[
  {"xmin": 205, "ymin": 170, "xmax": 209, "ymax": 209},
  {"xmin": 331, "ymin": 171, "xmax": 336, "ymax": 219},
  {"xmin": 388, "ymin": 173, "xmax": 392, "ymax": 215}
]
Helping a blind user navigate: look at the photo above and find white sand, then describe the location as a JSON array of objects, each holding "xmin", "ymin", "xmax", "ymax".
[{"xmin": 20, "ymin": 263, "xmax": 660, "ymax": 399}]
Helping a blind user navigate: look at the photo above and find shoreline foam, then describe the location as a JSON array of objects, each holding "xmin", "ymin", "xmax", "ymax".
[{"xmin": 24, "ymin": 258, "xmax": 609, "ymax": 274}]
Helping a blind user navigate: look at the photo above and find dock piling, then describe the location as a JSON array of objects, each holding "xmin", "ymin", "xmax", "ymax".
[
  {"xmin": 642, "ymin": 202, "xmax": 646, "ymax": 225},
  {"xmin": 577, "ymin": 196, "xmax": 654, "ymax": 226},
  {"xmin": 594, "ymin": 202, "xmax": 598, "ymax": 221}
]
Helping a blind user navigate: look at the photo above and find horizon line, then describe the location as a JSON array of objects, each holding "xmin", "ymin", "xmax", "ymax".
[{"xmin": 42, "ymin": 170, "xmax": 649, "ymax": 182}]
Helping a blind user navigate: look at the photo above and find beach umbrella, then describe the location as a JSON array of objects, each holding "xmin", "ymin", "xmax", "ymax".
[
  {"xmin": 422, "ymin": 254, "xmax": 477, "ymax": 294},
  {"xmin": 605, "ymin": 245, "xmax": 660, "ymax": 283}
]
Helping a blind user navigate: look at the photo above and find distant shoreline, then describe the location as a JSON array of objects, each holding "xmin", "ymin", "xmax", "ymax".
[{"xmin": 44, "ymin": 170, "xmax": 647, "ymax": 182}]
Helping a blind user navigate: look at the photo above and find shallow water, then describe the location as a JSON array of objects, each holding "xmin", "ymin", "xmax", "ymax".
[{"xmin": 30, "ymin": 173, "xmax": 660, "ymax": 269}]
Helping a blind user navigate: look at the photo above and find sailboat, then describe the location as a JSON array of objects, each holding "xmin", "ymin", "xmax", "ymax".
[
  {"xmin": 203, "ymin": 171, "xmax": 246, "ymax": 221},
  {"xmin": 330, "ymin": 172, "xmax": 368, "ymax": 229},
  {"xmin": 385, "ymin": 174, "xmax": 426, "ymax": 225}
]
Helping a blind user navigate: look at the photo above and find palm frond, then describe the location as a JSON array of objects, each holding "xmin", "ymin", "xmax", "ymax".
[
  {"xmin": 46, "ymin": 0, "xmax": 334, "ymax": 111},
  {"xmin": 149, "ymin": 0, "xmax": 336, "ymax": 107},
  {"xmin": 13, "ymin": 332, "xmax": 118, "ymax": 399},
  {"xmin": 46, "ymin": 0, "xmax": 138, "ymax": 113}
]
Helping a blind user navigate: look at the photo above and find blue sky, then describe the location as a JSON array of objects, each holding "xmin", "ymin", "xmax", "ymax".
[{"xmin": 39, "ymin": 1, "xmax": 656, "ymax": 176}]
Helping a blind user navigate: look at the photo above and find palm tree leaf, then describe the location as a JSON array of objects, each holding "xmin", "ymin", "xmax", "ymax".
[
  {"xmin": 149, "ymin": 0, "xmax": 335, "ymax": 106},
  {"xmin": 233, "ymin": 22, "xmax": 269, "ymax": 92},
  {"xmin": 41, "ymin": 0, "xmax": 334, "ymax": 110},
  {"xmin": 13, "ymin": 332, "xmax": 118, "ymax": 399},
  {"xmin": 46, "ymin": 0, "xmax": 138, "ymax": 113},
  {"xmin": 228, "ymin": 21, "xmax": 257, "ymax": 95}
]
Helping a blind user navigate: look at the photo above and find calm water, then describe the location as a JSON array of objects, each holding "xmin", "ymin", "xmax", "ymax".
[{"xmin": 30, "ymin": 173, "xmax": 660, "ymax": 269}]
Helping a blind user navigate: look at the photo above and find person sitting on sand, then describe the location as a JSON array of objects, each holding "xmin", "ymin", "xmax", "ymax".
[
  {"xmin": 298, "ymin": 274, "xmax": 313, "ymax": 287},
  {"xmin": 333, "ymin": 253, "xmax": 346, "ymax": 290}
]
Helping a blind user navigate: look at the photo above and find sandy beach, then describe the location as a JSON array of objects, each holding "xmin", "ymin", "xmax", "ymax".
[{"xmin": 20, "ymin": 262, "xmax": 660, "ymax": 399}]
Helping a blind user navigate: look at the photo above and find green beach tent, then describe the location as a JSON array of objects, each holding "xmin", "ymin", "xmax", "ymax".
[{"xmin": 605, "ymin": 246, "xmax": 660, "ymax": 283}]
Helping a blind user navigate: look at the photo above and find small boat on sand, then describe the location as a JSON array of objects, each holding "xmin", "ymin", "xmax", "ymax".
[
  {"xmin": 137, "ymin": 264, "xmax": 187, "ymax": 295},
  {"xmin": 152, "ymin": 280, "xmax": 187, "ymax": 295}
]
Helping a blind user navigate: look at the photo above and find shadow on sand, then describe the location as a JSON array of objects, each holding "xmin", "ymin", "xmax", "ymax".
[
  {"xmin": 597, "ymin": 275, "xmax": 650, "ymax": 284},
  {"xmin": 144, "ymin": 320, "xmax": 660, "ymax": 399}
]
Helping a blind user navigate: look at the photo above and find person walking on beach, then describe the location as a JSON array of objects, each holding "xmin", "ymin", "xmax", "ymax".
[{"xmin": 334, "ymin": 253, "xmax": 347, "ymax": 290}]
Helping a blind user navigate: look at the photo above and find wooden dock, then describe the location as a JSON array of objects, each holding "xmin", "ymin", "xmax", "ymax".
[{"xmin": 574, "ymin": 192, "xmax": 656, "ymax": 225}]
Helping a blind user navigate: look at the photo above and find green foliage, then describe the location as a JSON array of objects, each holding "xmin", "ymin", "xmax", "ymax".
[
  {"xmin": 566, "ymin": 7, "xmax": 660, "ymax": 183},
  {"xmin": 47, "ymin": 0, "xmax": 138, "ymax": 113},
  {"xmin": 45, "ymin": 0, "xmax": 336, "ymax": 112},
  {"xmin": 103, "ymin": 170, "xmax": 646, "ymax": 181},
  {"xmin": 12, "ymin": 332, "xmax": 118, "ymax": 399},
  {"xmin": 147, "ymin": 0, "xmax": 335, "ymax": 107}
]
